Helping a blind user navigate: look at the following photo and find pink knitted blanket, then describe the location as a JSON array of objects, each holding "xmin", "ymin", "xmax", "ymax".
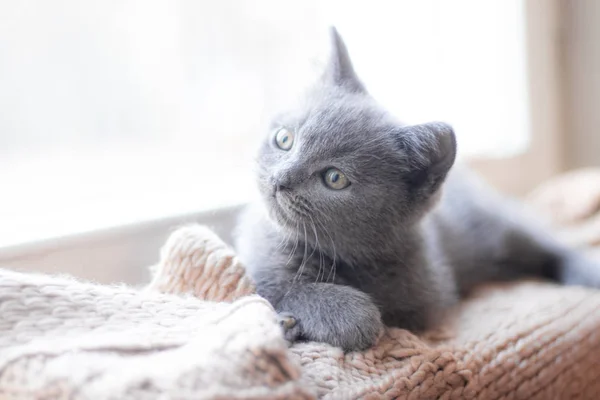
[{"xmin": 2, "ymin": 223, "xmax": 600, "ymax": 399}]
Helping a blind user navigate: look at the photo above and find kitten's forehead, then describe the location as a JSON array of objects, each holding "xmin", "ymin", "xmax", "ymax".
[{"xmin": 296, "ymin": 89, "xmax": 395, "ymax": 155}]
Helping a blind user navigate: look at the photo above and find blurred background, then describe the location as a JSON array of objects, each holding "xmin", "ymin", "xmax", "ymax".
[{"xmin": 0, "ymin": 0, "xmax": 598, "ymax": 284}]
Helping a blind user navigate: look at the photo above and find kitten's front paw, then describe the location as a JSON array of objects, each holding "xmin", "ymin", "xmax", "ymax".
[
  {"xmin": 275, "ymin": 284, "xmax": 383, "ymax": 351},
  {"xmin": 277, "ymin": 312, "xmax": 302, "ymax": 343},
  {"xmin": 334, "ymin": 308, "xmax": 383, "ymax": 352},
  {"xmin": 300, "ymin": 289, "xmax": 383, "ymax": 352}
]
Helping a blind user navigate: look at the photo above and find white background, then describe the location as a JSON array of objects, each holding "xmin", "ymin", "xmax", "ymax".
[{"xmin": 0, "ymin": 0, "xmax": 529, "ymax": 248}]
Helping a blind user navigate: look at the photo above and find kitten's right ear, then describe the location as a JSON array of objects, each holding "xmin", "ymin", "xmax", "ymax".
[
  {"xmin": 322, "ymin": 27, "xmax": 366, "ymax": 93},
  {"xmin": 398, "ymin": 122, "xmax": 457, "ymax": 197}
]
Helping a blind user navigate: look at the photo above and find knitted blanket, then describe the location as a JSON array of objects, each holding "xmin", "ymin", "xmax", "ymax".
[
  {"xmin": 2, "ymin": 225, "xmax": 600, "ymax": 399},
  {"xmin": 3, "ymin": 168, "xmax": 600, "ymax": 399}
]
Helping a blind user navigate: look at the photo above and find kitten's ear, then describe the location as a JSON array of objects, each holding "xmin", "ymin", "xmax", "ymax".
[
  {"xmin": 323, "ymin": 27, "xmax": 365, "ymax": 93},
  {"xmin": 399, "ymin": 122, "xmax": 457, "ymax": 196}
]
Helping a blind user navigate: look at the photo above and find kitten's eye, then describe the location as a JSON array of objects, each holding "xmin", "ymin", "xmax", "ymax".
[
  {"xmin": 323, "ymin": 168, "xmax": 350, "ymax": 190},
  {"xmin": 274, "ymin": 128, "xmax": 294, "ymax": 150}
]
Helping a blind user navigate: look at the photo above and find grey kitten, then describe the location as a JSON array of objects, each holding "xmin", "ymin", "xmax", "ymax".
[{"xmin": 234, "ymin": 28, "xmax": 600, "ymax": 352}]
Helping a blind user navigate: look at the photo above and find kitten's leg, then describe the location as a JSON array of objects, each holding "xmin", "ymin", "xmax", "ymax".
[{"xmin": 264, "ymin": 282, "xmax": 383, "ymax": 351}]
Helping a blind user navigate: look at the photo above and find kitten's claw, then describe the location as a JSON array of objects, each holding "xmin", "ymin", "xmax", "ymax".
[
  {"xmin": 277, "ymin": 312, "xmax": 301, "ymax": 343},
  {"xmin": 278, "ymin": 313, "xmax": 296, "ymax": 329}
]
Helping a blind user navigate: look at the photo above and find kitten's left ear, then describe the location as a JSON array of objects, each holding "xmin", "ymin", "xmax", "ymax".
[
  {"xmin": 323, "ymin": 27, "xmax": 366, "ymax": 93},
  {"xmin": 399, "ymin": 122, "xmax": 457, "ymax": 196}
]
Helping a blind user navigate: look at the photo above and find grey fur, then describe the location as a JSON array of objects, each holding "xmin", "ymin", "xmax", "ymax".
[{"xmin": 234, "ymin": 27, "xmax": 600, "ymax": 352}]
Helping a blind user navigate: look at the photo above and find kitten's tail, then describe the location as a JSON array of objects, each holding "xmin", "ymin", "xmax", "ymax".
[{"xmin": 554, "ymin": 249, "xmax": 600, "ymax": 288}]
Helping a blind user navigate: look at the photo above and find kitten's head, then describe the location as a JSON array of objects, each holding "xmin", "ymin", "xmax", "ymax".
[{"xmin": 255, "ymin": 27, "xmax": 456, "ymax": 251}]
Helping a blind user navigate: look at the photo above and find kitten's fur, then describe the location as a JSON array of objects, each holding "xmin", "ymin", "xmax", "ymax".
[{"xmin": 234, "ymin": 28, "xmax": 600, "ymax": 351}]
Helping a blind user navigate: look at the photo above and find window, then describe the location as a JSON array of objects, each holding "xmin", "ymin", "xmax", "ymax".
[{"xmin": 0, "ymin": 1, "xmax": 560, "ymax": 277}]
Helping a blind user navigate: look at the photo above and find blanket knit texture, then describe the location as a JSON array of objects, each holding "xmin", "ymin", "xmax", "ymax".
[{"xmin": 2, "ymin": 169, "xmax": 600, "ymax": 399}]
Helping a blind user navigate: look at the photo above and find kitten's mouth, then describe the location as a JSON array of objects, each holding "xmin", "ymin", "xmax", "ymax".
[{"xmin": 257, "ymin": 176, "xmax": 312, "ymax": 227}]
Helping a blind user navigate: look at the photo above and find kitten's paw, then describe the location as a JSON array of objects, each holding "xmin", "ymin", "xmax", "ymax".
[
  {"xmin": 299, "ymin": 289, "xmax": 383, "ymax": 352},
  {"xmin": 335, "ymin": 309, "xmax": 383, "ymax": 352},
  {"xmin": 277, "ymin": 312, "xmax": 301, "ymax": 343}
]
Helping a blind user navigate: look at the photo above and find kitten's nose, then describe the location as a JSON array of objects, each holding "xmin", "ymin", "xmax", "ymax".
[
  {"xmin": 273, "ymin": 177, "xmax": 291, "ymax": 192},
  {"xmin": 271, "ymin": 174, "xmax": 293, "ymax": 193},
  {"xmin": 272, "ymin": 167, "xmax": 307, "ymax": 193}
]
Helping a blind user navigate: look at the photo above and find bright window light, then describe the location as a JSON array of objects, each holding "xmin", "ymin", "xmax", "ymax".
[{"xmin": 0, "ymin": 0, "xmax": 528, "ymax": 248}]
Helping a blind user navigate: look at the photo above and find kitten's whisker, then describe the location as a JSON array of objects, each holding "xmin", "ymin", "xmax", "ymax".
[
  {"xmin": 293, "ymin": 222, "xmax": 309, "ymax": 284},
  {"xmin": 308, "ymin": 215, "xmax": 324, "ymax": 283},
  {"xmin": 305, "ymin": 218, "xmax": 319, "ymax": 263},
  {"xmin": 316, "ymin": 218, "xmax": 338, "ymax": 284},
  {"xmin": 284, "ymin": 221, "xmax": 300, "ymax": 269},
  {"xmin": 282, "ymin": 221, "xmax": 301, "ymax": 299},
  {"xmin": 313, "ymin": 222, "xmax": 327, "ymax": 284},
  {"xmin": 275, "ymin": 216, "xmax": 293, "ymax": 250},
  {"xmin": 316, "ymin": 207, "xmax": 335, "ymax": 226}
]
